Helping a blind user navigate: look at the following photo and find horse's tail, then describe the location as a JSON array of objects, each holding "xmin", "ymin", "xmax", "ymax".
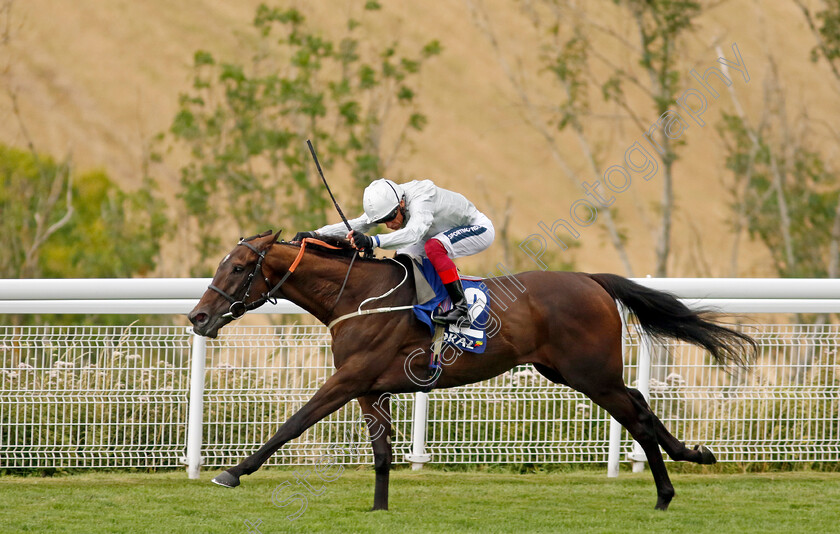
[{"xmin": 589, "ymin": 273, "xmax": 757, "ymax": 368}]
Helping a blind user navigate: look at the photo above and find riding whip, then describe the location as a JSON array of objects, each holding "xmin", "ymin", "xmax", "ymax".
[{"xmin": 307, "ymin": 139, "xmax": 352, "ymax": 232}]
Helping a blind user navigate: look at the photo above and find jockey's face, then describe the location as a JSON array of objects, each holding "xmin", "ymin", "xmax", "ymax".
[{"xmin": 384, "ymin": 200, "xmax": 406, "ymax": 230}]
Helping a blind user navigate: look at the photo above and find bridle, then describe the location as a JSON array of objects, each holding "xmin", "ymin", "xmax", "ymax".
[
  {"xmin": 208, "ymin": 236, "xmax": 353, "ymax": 320},
  {"xmin": 209, "ymin": 237, "xmax": 284, "ymax": 319}
]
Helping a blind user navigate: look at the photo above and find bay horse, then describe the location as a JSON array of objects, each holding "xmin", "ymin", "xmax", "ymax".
[{"xmin": 187, "ymin": 230, "xmax": 756, "ymax": 511}]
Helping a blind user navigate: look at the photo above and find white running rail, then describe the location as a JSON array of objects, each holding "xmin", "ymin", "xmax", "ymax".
[{"xmin": 1, "ymin": 278, "xmax": 839, "ymax": 477}]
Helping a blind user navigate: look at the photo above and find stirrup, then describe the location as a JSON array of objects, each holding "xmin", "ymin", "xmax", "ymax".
[{"xmin": 421, "ymin": 326, "xmax": 445, "ymax": 393}]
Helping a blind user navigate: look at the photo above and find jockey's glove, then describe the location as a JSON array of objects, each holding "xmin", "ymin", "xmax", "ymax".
[
  {"xmin": 349, "ymin": 230, "xmax": 374, "ymax": 252},
  {"xmin": 292, "ymin": 231, "xmax": 318, "ymax": 242}
]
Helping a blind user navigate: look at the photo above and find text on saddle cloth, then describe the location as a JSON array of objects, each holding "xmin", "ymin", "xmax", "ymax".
[{"xmin": 408, "ymin": 256, "xmax": 492, "ymax": 354}]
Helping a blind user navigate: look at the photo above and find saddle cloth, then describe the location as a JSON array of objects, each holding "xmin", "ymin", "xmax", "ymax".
[{"xmin": 403, "ymin": 255, "xmax": 492, "ymax": 354}]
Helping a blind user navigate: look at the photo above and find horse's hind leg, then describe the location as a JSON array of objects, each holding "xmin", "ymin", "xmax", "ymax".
[
  {"xmin": 588, "ymin": 386, "xmax": 676, "ymax": 510},
  {"xmin": 545, "ymin": 369, "xmax": 716, "ymax": 465},
  {"xmin": 537, "ymin": 362, "xmax": 676, "ymax": 510},
  {"xmin": 625, "ymin": 388, "xmax": 716, "ymax": 465}
]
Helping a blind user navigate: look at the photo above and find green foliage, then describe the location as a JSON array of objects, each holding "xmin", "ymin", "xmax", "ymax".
[
  {"xmin": 46, "ymin": 172, "xmax": 168, "ymax": 278},
  {"xmin": 532, "ymin": 0, "xmax": 702, "ymax": 276},
  {"xmin": 0, "ymin": 145, "xmax": 68, "ymax": 278},
  {"xmin": 718, "ymin": 113, "xmax": 839, "ymax": 277},
  {"xmin": 611, "ymin": 0, "xmax": 700, "ymax": 161},
  {"xmin": 0, "ymin": 144, "xmax": 169, "ymax": 326},
  {"xmin": 540, "ymin": 0, "xmax": 701, "ymax": 162},
  {"xmin": 808, "ymin": 0, "xmax": 840, "ymax": 65},
  {"xmin": 170, "ymin": 4, "xmax": 441, "ymax": 272},
  {"xmin": 620, "ymin": 0, "xmax": 700, "ymax": 98},
  {"xmin": 543, "ymin": 28, "xmax": 590, "ymax": 132},
  {"xmin": 0, "ymin": 144, "xmax": 168, "ymax": 279}
]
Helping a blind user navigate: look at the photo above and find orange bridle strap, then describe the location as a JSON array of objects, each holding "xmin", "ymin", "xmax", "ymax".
[{"xmin": 289, "ymin": 237, "xmax": 342, "ymax": 273}]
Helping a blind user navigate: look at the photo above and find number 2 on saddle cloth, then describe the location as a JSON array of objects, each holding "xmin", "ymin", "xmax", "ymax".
[{"xmin": 411, "ymin": 258, "xmax": 493, "ymax": 358}]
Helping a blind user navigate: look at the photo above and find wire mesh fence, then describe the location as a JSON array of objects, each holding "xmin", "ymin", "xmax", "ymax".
[
  {"xmin": 0, "ymin": 323, "xmax": 837, "ymax": 469},
  {"xmin": 0, "ymin": 326, "xmax": 190, "ymax": 468},
  {"xmin": 624, "ymin": 323, "xmax": 840, "ymax": 463}
]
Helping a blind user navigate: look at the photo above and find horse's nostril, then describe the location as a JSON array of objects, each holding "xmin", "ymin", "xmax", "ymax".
[{"xmin": 191, "ymin": 312, "xmax": 209, "ymax": 326}]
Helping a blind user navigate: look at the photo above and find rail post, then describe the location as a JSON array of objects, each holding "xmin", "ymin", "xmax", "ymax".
[
  {"xmin": 608, "ymin": 303, "xmax": 628, "ymax": 478},
  {"xmin": 405, "ymin": 391, "xmax": 431, "ymax": 470},
  {"xmin": 628, "ymin": 331, "xmax": 652, "ymax": 472},
  {"xmin": 607, "ymin": 417, "xmax": 623, "ymax": 478},
  {"xmin": 184, "ymin": 330, "xmax": 207, "ymax": 478}
]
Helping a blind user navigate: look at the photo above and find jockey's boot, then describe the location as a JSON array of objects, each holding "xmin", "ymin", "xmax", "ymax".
[{"xmin": 433, "ymin": 279, "xmax": 470, "ymax": 327}]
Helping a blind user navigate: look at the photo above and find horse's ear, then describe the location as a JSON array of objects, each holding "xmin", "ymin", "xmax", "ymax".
[{"xmin": 272, "ymin": 230, "xmax": 282, "ymax": 244}]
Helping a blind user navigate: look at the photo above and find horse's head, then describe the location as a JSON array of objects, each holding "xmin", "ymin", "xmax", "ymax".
[{"xmin": 188, "ymin": 230, "xmax": 282, "ymax": 338}]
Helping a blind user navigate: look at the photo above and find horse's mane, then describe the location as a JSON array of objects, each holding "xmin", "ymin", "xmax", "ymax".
[
  {"xmin": 283, "ymin": 233, "xmax": 391, "ymax": 263},
  {"xmin": 241, "ymin": 229, "xmax": 401, "ymax": 265},
  {"xmin": 242, "ymin": 230, "xmax": 275, "ymax": 242}
]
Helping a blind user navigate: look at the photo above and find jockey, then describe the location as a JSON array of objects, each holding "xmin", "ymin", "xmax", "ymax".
[{"xmin": 293, "ymin": 178, "xmax": 495, "ymax": 326}]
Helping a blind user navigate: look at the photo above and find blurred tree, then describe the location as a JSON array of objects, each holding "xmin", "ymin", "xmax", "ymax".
[
  {"xmin": 468, "ymin": 0, "xmax": 702, "ymax": 277},
  {"xmin": 611, "ymin": 0, "xmax": 701, "ymax": 277},
  {"xmin": 719, "ymin": 53, "xmax": 840, "ymax": 280},
  {"xmin": 0, "ymin": 144, "xmax": 170, "ymax": 326},
  {"xmin": 0, "ymin": 146, "xmax": 73, "ymax": 279},
  {"xmin": 718, "ymin": 6, "xmax": 840, "ymax": 379},
  {"xmin": 0, "ymin": 145, "xmax": 169, "ymax": 280},
  {"xmin": 718, "ymin": 56, "xmax": 839, "ymax": 383},
  {"xmin": 794, "ymin": 0, "xmax": 840, "ymax": 85},
  {"xmin": 0, "ymin": 0, "xmax": 169, "ymax": 326},
  {"xmin": 170, "ymin": 3, "xmax": 441, "ymax": 273},
  {"xmin": 720, "ymin": 107, "xmax": 838, "ymax": 278},
  {"xmin": 793, "ymin": 0, "xmax": 840, "ymax": 280}
]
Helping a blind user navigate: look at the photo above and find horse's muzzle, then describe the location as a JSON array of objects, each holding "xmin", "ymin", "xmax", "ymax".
[{"xmin": 188, "ymin": 309, "xmax": 225, "ymax": 338}]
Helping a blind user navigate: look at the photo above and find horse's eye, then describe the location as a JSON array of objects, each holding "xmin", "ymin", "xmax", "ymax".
[{"xmin": 232, "ymin": 265, "xmax": 245, "ymax": 274}]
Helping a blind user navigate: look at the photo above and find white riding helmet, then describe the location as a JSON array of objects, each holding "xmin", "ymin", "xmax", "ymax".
[{"xmin": 363, "ymin": 178, "xmax": 404, "ymax": 223}]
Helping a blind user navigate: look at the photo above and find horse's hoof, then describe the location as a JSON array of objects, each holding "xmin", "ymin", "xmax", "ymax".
[
  {"xmin": 655, "ymin": 489, "xmax": 674, "ymax": 511},
  {"xmin": 694, "ymin": 444, "xmax": 717, "ymax": 465},
  {"xmin": 211, "ymin": 471, "xmax": 241, "ymax": 488}
]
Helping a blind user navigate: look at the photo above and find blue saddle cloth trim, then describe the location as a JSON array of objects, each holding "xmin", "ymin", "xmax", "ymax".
[{"xmin": 412, "ymin": 258, "xmax": 491, "ymax": 354}]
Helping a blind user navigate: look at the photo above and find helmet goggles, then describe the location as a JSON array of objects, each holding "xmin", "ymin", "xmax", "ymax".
[{"xmin": 373, "ymin": 204, "xmax": 401, "ymax": 224}]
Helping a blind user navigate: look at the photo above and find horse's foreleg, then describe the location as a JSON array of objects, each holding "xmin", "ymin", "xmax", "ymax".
[
  {"xmin": 357, "ymin": 393, "xmax": 393, "ymax": 511},
  {"xmin": 213, "ymin": 371, "xmax": 368, "ymax": 488}
]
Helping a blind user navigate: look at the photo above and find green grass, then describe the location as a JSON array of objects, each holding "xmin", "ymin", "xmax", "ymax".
[{"xmin": 1, "ymin": 469, "xmax": 840, "ymax": 533}]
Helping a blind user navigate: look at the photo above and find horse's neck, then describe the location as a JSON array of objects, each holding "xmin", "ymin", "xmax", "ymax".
[{"xmin": 269, "ymin": 246, "xmax": 409, "ymax": 324}]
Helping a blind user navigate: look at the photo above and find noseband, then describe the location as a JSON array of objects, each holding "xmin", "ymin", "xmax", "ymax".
[{"xmin": 208, "ymin": 239, "xmax": 281, "ymax": 319}]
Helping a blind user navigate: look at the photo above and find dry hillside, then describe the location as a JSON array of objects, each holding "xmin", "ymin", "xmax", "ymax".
[{"xmin": 2, "ymin": 0, "xmax": 838, "ymax": 277}]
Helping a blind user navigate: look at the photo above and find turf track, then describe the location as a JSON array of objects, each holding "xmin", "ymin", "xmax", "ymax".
[{"xmin": 1, "ymin": 469, "xmax": 839, "ymax": 533}]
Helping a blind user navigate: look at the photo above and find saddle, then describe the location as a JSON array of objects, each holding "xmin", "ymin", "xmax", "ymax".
[
  {"xmin": 401, "ymin": 255, "xmax": 491, "ymax": 349},
  {"xmin": 396, "ymin": 254, "xmax": 494, "ymax": 391}
]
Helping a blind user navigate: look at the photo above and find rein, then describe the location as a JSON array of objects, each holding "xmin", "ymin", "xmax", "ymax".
[
  {"xmin": 209, "ymin": 236, "xmax": 411, "ymax": 326},
  {"xmin": 327, "ymin": 305, "xmax": 415, "ymax": 330},
  {"xmin": 211, "ymin": 237, "xmax": 343, "ymax": 319},
  {"xmin": 327, "ymin": 258, "xmax": 412, "ymax": 329}
]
